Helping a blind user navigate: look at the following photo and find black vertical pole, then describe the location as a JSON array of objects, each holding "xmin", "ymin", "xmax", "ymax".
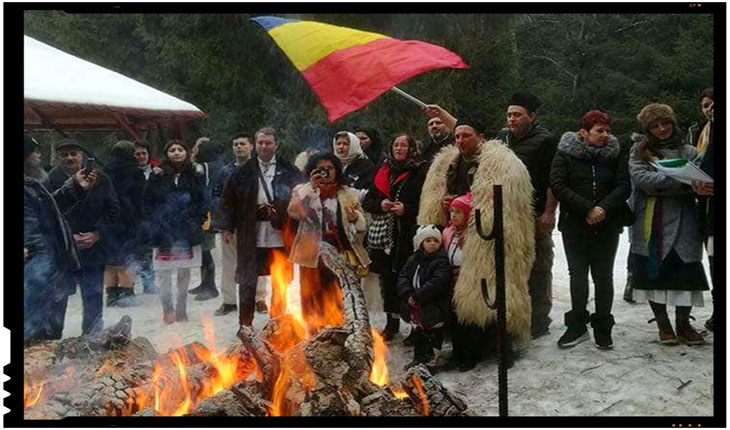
[
  {"xmin": 474, "ymin": 185, "xmax": 508, "ymax": 417},
  {"xmin": 493, "ymin": 186, "xmax": 508, "ymax": 418}
]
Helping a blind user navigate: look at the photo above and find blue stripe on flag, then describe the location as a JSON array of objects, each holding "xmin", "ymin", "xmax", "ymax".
[{"xmin": 250, "ymin": 16, "xmax": 300, "ymax": 31}]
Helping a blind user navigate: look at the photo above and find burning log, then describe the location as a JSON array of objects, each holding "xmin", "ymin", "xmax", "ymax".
[
  {"xmin": 187, "ymin": 382, "xmax": 269, "ymax": 416},
  {"xmin": 401, "ymin": 365, "xmax": 469, "ymax": 416},
  {"xmin": 318, "ymin": 242, "xmax": 374, "ymax": 389},
  {"xmin": 23, "ymin": 246, "xmax": 471, "ymax": 418}
]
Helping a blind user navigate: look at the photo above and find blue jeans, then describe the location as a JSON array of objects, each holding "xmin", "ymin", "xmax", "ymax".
[{"xmin": 80, "ymin": 265, "xmax": 104, "ymax": 334}]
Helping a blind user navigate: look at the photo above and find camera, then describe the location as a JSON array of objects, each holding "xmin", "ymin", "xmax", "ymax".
[{"xmin": 316, "ymin": 167, "xmax": 329, "ymax": 178}]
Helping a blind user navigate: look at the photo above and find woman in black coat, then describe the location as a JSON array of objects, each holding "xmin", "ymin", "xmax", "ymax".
[
  {"xmin": 105, "ymin": 141, "xmax": 146, "ymax": 306},
  {"xmin": 550, "ymin": 110, "xmax": 631, "ymax": 350},
  {"xmin": 362, "ymin": 132, "xmax": 426, "ymax": 340},
  {"xmin": 142, "ymin": 139, "xmax": 208, "ymax": 324}
]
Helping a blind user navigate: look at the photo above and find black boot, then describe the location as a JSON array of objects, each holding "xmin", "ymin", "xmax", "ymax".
[
  {"xmin": 403, "ymin": 327, "xmax": 416, "ymax": 346},
  {"xmin": 115, "ymin": 288, "xmax": 141, "ymax": 307},
  {"xmin": 194, "ymin": 262, "xmax": 219, "ymax": 301},
  {"xmin": 557, "ymin": 309, "xmax": 590, "ymax": 348},
  {"xmin": 590, "ymin": 313, "xmax": 615, "ymax": 350},
  {"xmin": 381, "ymin": 314, "xmax": 400, "ymax": 341},
  {"xmin": 106, "ymin": 287, "xmax": 122, "ymax": 307},
  {"xmin": 623, "ymin": 271, "xmax": 635, "ymax": 303}
]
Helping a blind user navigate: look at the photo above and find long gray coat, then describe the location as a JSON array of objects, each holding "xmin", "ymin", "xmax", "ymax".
[{"xmin": 628, "ymin": 141, "xmax": 702, "ymax": 263}]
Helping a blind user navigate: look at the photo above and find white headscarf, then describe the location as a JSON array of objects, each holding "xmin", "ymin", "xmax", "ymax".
[{"xmin": 333, "ymin": 131, "xmax": 364, "ymax": 166}]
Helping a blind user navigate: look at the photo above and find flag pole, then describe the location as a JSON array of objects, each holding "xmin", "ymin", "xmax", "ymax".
[{"xmin": 390, "ymin": 86, "xmax": 427, "ymax": 108}]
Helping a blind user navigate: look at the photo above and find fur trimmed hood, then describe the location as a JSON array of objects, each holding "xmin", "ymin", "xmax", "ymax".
[
  {"xmin": 418, "ymin": 140, "xmax": 535, "ymax": 345},
  {"xmin": 558, "ymin": 132, "xmax": 620, "ymax": 160}
]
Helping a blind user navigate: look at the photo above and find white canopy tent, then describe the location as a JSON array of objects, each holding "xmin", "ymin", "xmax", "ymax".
[{"xmin": 24, "ymin": 35, "xmax": 206, "ymax": 138}]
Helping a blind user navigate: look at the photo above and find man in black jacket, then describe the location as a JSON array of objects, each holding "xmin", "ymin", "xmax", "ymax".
[
  {"xmin": 497, "ymin": 92, "xmax": 559, "ymax": 339},
  {"xmin": 216, "ymin": 127, "xmax": 304, "ymax": 330},
  {"xmin": 47, "ymin": 139, "xmax": 121, "ymax": 335},
  {"xmin": 24, "ymin": 135, "xmax": 98, "ymax": 344}
]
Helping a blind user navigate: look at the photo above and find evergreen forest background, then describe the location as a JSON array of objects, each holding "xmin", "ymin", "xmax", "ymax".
[{"xmin": 23, "ymin": 12, "xmax": 714, "ymax": 161}]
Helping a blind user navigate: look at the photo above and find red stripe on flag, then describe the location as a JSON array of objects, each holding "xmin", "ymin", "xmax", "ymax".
[{"xmin": 301, "ymin": 37, "xmax": 468, "ymax": 122}]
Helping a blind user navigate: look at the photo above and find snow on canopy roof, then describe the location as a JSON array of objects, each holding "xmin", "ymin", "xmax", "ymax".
[{"xmin": 24, "ymin": 35, "xmax": 205, "ymax": 115}]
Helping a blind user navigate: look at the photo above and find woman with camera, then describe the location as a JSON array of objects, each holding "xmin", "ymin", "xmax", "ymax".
[
  {"xmin": 362, "ymin": 133, "xmax": 425, "ymax": 340},
  {"xmin": 287, "ymin": 153, "xmax": 371, "ymax": 335}
]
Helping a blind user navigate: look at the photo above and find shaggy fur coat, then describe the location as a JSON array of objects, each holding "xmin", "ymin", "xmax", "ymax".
[{"xmin": 417, "ymin": 141, "xmax": 535, "ymax": 344}]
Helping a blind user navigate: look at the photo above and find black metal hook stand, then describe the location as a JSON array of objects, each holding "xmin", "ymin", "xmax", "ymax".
[{"xmin": 474, "ymin": 185, "xmax": 508, "ymax": 417}]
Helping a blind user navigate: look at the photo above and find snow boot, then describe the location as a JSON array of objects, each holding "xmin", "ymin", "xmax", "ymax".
[
  {"xmin": 705, "ymin": 313, "xmax": 714, "ymax": 332},
  {"xmin": 115, "ymin": 288, "xmax": 141, "ymax": 307},
  {"xmin": 590, "ymin": 313, "xmax": 615, "ymax": 350},
  {"xmin": 106, "ymin": 287, "xmax": 122, "ymax": 307},
  {"xmin": 557, "ymin": 309, "xmax": 590, "ymax": 348},
  {"xmin": 380, "ymin": 314, "xmax": 400, "ymax": 341},
  {"xmin": 648, "ymin": 301, "xmax": 678, "ymax": 345},
  {"xmin": 623, "ymin": 272, "xmax": 635, "ymax": 303},
  {"xmin": 215, "ymin": 303, "xmax": 237, "ymax": 316},
  {"xmin": 675, "ymin": 306, "xmax": 705, "ymax": 345}
]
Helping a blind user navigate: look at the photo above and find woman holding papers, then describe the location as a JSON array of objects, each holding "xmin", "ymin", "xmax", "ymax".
[{"xmin": 627, "ymin": 103, "xmax": 709, "ymax": 346}]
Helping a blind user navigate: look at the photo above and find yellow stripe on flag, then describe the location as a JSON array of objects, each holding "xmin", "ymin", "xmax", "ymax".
[{"xmin": 269, "ymin": 20, "xmax": 385, "ymax": 71}]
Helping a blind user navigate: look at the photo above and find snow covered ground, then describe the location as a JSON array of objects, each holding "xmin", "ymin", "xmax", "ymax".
[{"xmin": 61, "ymin": 231, "xmax": 714, "ymax": 417}]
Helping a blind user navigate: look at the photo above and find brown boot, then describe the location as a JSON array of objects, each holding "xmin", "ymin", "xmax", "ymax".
[
  {"xmin": 675, "ymin": 306, "xmax": 705, "ymax": 345},
  {"xmin": 648, "ymin": 301, "xmax": 678, "ymax": 345}
]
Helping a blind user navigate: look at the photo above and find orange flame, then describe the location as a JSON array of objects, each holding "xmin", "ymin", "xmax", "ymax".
[
  {"xmin": 391, "ymin": 387, "xmax": 409, "ymax": 400},
  {"xmin": 411, "ymin": 375, "xmax": 430, "ymax": 416},
  {"xmin": 299, "ymin": 267, "xmax": 344, "ymax": 335},
  {"xmin": 269, "ymin": 366, "xmax": 290, "ymax": 417},
  {"xmin": 369, "ymin": 328, "xmax": 389, "ymax": 386},
  {"xmin": 171, "ymin": 351, "xmax": 192, "ymax": 416},
  {"xmin": 269, "ymin": 249, "xmax": 293, "ymax": 318},
  {"xmin": 23, "ymin": 378, "xmax": 44, "ymax": 408}
]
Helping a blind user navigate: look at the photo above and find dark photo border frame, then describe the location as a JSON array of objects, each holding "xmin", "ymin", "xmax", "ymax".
[{"xmin": 6, "ymin": 2, "xmax": 725, "ymax": 428}]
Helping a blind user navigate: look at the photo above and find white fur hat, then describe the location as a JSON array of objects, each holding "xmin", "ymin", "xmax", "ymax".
[{"xmin": 413, "ymin": 224, "xmax": 442, "ymax": 251}]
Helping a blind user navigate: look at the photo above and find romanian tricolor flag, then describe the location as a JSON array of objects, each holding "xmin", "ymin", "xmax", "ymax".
[{"xmin": 251, "ymin": 16, "xmax": 469, "ymax": 122}]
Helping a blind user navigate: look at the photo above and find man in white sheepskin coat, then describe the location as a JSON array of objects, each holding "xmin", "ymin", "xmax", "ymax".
[{"xmin": 418, "ymin": 106, "xmax": 535, "ymax": 371}]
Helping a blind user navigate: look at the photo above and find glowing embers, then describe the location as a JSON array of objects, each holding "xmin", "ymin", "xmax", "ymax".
[
  {"xmin": 391, "ymin": 387, "xmax": 409, "ymax": 400},
  {"xmin": 369, "ymin": 328, "xmax": 389, "ymax": 386},
  {"xmin": 411, "ymin": 374, "xmax": 430, "ymax": 416},
  {"xmin": 23, "ymin": 378, "xmax": 44, "ymax": 408}
]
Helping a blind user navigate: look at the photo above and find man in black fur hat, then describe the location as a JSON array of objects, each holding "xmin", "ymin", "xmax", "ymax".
[{"xmin": 497, "ymin": 92, "xmax": 559, "ymax": 339}]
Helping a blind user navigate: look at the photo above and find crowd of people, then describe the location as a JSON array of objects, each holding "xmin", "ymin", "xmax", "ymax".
[{"xmin": 23, "ymin": 87, "xmax": 715, "ymax": 374}]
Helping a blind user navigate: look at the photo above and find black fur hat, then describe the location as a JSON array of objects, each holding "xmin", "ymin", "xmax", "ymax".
[{"xmin": 509, "ymin": 92, "xmax": 542, "ymax": 113}]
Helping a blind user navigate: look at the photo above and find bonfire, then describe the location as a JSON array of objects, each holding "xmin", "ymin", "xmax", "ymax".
[{"xmin": 23, "ymin": 243, "xmax": 468, "ymax": 418}]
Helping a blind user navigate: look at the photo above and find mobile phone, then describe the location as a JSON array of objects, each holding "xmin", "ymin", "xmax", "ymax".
[{"xmin": 84, "ymin": 157, "xmax": 96, "ymax": 178}]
